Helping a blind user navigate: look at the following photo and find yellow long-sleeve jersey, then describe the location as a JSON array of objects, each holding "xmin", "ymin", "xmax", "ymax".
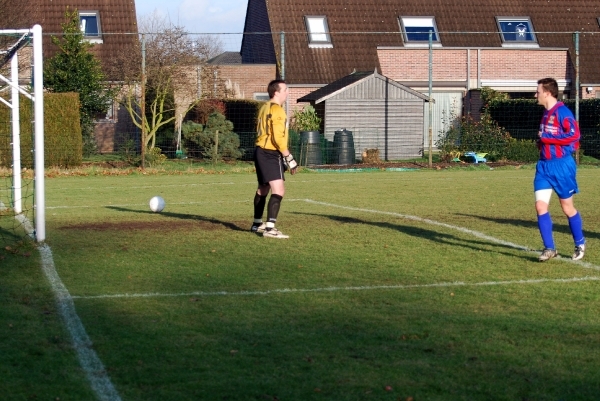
[{"xmin": 255, "ymin": 101, "xmax": 288, "ymax": 152}]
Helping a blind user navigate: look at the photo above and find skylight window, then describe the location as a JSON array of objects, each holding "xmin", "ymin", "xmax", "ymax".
[
  {"xmin": 79, "ymin": 11, "xmax": 103, "ymax": 43},
  {"xmin": 399, "ymin": 17, "xmax": 440, "ymax": 43},
  {"xmin": 304, "ymin": 16, "xmax": 333, "ymax": 48},
  {"xmin": 496, "ymin": 17, "xmax": 537, "ymax": 44}
]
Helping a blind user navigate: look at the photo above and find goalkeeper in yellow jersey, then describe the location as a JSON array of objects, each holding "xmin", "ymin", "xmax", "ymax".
[{"xmin": 251, "ymin": 80, "xmax": 298, "ymax": 239}]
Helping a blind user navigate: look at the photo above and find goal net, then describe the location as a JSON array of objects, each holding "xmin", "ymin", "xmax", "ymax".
[{"xmin": 0, "ymin": 25, "xmax": 45, "ymax": 249}]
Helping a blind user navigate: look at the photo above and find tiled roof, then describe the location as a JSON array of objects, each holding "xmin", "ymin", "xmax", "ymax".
[
  {"xmin": 247, "ymin": 0, "xmax": 600, "ymax": 84},
  {"xmin": 207, "ymin": 51, "xmax": 242, "ymax": 65},
  {"xmin": 1, "ymin": 0, "xmax": 138, "ymax": 80},
  {"xmin": 241, "ymin": 0, "xmax": 277, "ymax": 64}
]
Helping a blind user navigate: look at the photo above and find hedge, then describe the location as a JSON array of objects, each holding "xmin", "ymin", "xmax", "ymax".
[{"xmin": 0, "ymin": 92, "xmax": 82, "ymax": 168}]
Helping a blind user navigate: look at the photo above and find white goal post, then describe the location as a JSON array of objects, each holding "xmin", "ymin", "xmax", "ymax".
[{"xmin": 0, "ymin": 25, "xmax": 44, "ymax": 242}]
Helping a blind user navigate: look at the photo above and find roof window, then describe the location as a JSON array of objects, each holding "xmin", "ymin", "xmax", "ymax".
[
  {"xmin": 496, "ymin": 17, "xmax": 537, "ymax": 46},
  {"xmin": 304, "ymin": 16, "xmax": 333, "ymax": 48},
  {"xmin": 79, "ymin": 11, "xmax": 103, "ymax": 44},
  {"xmin": 399, "ymin": 17, "xmax": 440, "ymax": 44}
]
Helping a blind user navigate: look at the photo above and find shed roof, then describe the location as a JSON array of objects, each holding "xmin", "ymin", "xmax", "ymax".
[
  {"xmin": 243, "ymin": 0, "xmax": 600, "ymax": 85},
  {"xmin": 297, "ymin": 69, "xmax": 431, "ymax": 103}
]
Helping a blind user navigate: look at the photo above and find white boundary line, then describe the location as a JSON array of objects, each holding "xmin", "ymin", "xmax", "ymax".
[
  {"xmin": 72, "ymin": 276, "xmax": 600, "ymax": 300},
  {"xmin": 34, "ymin": 243, "xmax": 122, "ymax": 400}
]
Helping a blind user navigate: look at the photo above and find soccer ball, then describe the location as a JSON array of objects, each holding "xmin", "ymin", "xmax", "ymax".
[{"xmin": 149, "ymin": 196, "xmax": 165, "ymax": 213}]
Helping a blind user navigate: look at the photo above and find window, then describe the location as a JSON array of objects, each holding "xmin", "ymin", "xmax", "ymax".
[
  {"xmin": 496, "ymin": 17, "xmax": 537, "ymax": 44},
  {"xmin": 399, "ymin": 17, "xmax": 440, "ymax": 43},
  {"xmin": 94, "ymin": 100, "xmax": 115, "ymax": 122},
  {"xmin": 304, "ymin": 16, "xmax": 333, "ymax": 48},
  {"xmin": 79, "ymin": 11, "xmax": 103, "ymax": 43},
  {"xmin": 253, "ymin": 93, "xmax": 270, "ymax": 101}
]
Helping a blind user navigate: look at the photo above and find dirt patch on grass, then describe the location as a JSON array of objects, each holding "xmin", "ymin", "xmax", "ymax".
[{"xmin": 59, "ymin": 219, "xmax": 248, "ymax": 232}]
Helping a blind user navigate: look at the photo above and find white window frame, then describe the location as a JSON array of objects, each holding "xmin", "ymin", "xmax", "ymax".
[
  {"xmin": 304, "ymin": 16, "xmax": 333, "ymax": 48},
  {"xmin": 79, "ymin": 11, "xmax": 103, "ymax": 44},
  {"xmin": 496, "ymin": 17, "xmax": 538, "ymax": 47},
  {"xmin": 399, "ymin": 16, "xmax": 441, "ymax": 46},
  {"xmin": 253, "ymin": 93, "xmax": 270, "ymax": 101}
]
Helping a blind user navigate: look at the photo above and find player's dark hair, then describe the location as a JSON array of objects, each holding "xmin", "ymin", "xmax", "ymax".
[
  {"xmin": 267, "ymin": 80, "xmax": 286, "ymax": 98},
  {"xmin": 537, "ymin": 77, "xmax": 559, "ymax": 99}
]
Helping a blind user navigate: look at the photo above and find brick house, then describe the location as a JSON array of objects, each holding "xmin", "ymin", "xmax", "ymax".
[
  {"xmin": 205, "ymin": 51, "xmax": 275, "ymax": 101},
  {"xmin": 240, "ymin": 0, "xmax": 600, "ymax": 151},
  {"xmin": 0, "ymin": 0, "xmax": 139, "ymax": 153}
]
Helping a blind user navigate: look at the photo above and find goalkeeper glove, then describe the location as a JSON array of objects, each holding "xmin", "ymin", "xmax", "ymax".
[{"xmin": 284, "ymin": 153, "xmax": 298, "ymax": 175}]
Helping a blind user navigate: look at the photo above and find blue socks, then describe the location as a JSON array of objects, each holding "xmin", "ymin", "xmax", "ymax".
[
  {"xmin": 568, "ymin": 212, "xmax": 585, "ymax": 246},
  {"xmin": 538, "ymin": 211, "xmax": 585, "ymax": 249},
  {"xmin": 537, "ymin": 212, "xmax": 555, "ymax": 249}
]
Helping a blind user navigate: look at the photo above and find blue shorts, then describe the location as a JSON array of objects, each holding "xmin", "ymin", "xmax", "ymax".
[{"xmin": 534, "ymin": 156, "xmax": 578, "ymax": 199}]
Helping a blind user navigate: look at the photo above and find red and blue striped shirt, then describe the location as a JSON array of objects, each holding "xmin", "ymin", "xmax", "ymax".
[{"xmin": 538, "ymin": 101, "xmax": 580, "ymax": 160}]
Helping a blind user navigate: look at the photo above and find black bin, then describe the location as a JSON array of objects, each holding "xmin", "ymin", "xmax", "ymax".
[
  {"xmin": 300, "ymin": 131, "xmax": 322, "ymax": 166},
  {"xmin": 334, "ymin": 129, "xmax": 355, "ymax": 165}
]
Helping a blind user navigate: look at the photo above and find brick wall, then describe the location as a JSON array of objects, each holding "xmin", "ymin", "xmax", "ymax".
[
  {"xmin": 215, "ymin": 64, "xmax": 276, "ymax": 99},
  {"xmin": 378, "ymin": 48, "xmax": 572, "ymax": 90},
  {"xmin": 287, "ymin": 86, "xmax": 321, "ymax": 115},
  {"xmin": 378, "ymin": 49, "xmax": 469, "ymax": 81}
]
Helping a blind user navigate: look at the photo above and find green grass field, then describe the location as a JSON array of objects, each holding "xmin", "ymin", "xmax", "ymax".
[{"xmin": 2, "ymin": 165, "xmax": 600, "ymax": 400}]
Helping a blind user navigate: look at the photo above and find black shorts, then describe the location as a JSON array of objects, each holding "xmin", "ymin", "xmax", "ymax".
[{"xmin": 254, "ymin": 146, "xmax": 285, "ymax": 185}]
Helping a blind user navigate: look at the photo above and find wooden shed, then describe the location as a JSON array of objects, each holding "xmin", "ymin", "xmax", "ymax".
[{"xmin": 297, "ymin": 70, "xmax": 431, "ymax": 161}]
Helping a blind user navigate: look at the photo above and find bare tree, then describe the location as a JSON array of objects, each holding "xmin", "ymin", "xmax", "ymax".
[{"xmin": 120, "ymin": 12, "xmax": 226, "ymax": 151}]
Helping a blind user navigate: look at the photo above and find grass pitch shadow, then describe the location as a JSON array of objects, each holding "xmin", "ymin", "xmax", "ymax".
[
  {"xmin": 293, "ymin": 212, "xmax": 535, "ymax": 262},
  {"xmin": 457, "ymin": 213, "xmax": 600, "ymax": 241},
  {"xmin": 105, "ymin": 206, "xmax": 246, "ymax": 232}
]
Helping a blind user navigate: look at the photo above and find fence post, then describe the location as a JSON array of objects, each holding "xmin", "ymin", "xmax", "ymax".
[
  {"xmin": 141, "ymin": 34, "xmax": 146, "ymax": 169},
  {"xmin": 280, "ymin": 31, "xmax": 285, "ymax": 80},
  {"xmin": 428, "ymin": 30, "xmax": 433, "ymax": 168}
]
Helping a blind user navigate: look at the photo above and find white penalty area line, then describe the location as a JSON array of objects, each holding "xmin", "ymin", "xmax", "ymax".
[
  {"xmin": 72, "ymin": 276, "xmax": 600, "ymax": 300},
  {"xmin": 303, "ymin": 199, "xmax": 600, "ymax": 272}
]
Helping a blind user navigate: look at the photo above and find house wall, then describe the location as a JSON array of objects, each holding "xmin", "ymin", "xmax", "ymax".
[
  {"xmin": 287, "ymin": 86, "xmax": 321, "ymax": 115},
  {"xmin": 377, "ymin": 48, "xmax": 572, "ymax": 92},
  {"xmin": 179, "ymin": 64, "xmax": 276, "ymax": 101},
  {"xmin": 379, "ymin": 49, "xmax": 470, "ymax": 82},
  {"xmin": 213, "ymin": 64, "xmax": 276, "ymax": 99},
  {"xmin": 94, "ymin": 101, "xmax": 139, "ymax": 153}
]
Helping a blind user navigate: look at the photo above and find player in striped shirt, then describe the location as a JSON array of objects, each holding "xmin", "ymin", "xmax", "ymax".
[{"xmin": 534, "ymin": 77, "xmax": 585, "ymax": 261}]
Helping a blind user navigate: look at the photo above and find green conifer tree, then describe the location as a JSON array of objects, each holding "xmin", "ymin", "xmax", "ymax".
[{"xmin": 44, "ymin": 8, "xmax": 115, "ymax": 155}]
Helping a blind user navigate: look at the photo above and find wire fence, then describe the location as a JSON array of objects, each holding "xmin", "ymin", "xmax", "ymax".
[
  {"xmin": 6, "ymin": 30, "xmax": 600, "ymax": 165},
  {"xmin": 87, "ymin": 30, "xmax": 599, "ymax": 165}
]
